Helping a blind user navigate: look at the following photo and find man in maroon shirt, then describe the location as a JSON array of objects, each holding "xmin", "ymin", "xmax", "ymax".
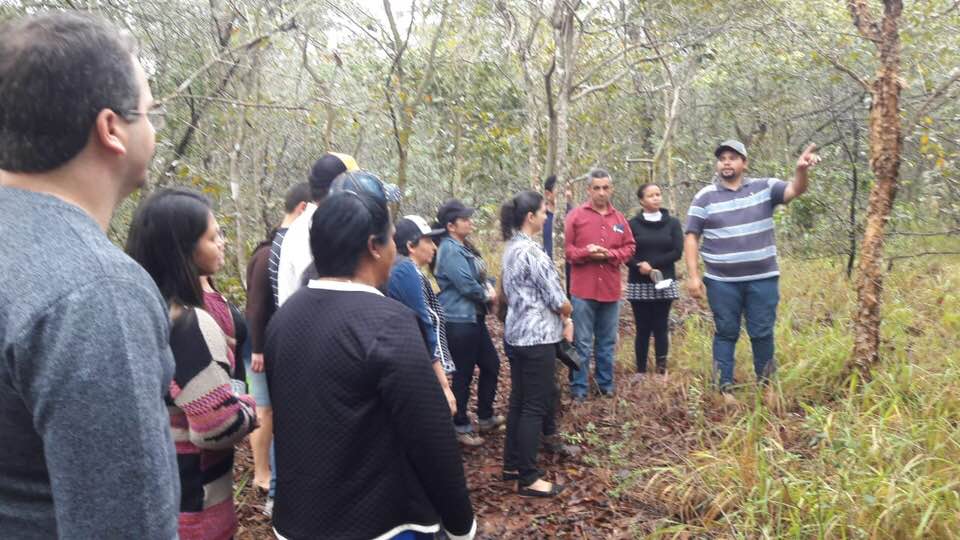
[{"xmin": 564, "ymin": 169, "xmax": 636, "ymax": 401}]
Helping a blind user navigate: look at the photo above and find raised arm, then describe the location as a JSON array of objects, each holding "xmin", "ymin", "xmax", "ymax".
[{"xmin": 783, "ymin": 143, "xmax": 820, "ymax": 203}]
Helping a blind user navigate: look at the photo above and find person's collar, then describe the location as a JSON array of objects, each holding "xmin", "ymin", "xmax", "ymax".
[
  {"xmin": 513, "ymin": 231, "xmax": 535, "ymax": 242},
  {"xmin": 581, "ymin": 200, "xmax": 614, "ymax": 214},
  {"xmin": 308, "ymin": 278, "xmax": 384, "ymax": 296},
  {"xmin": 713, "ymin": 175, "xmax": 747, "ymax": 191}
]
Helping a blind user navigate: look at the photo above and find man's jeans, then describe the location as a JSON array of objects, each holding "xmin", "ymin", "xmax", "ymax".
[
  {"xmin": 570, "ymin": 296, "xmax": 620, "ymax": 397},
  {"xmin": 704, "ymin": 277, "xmax": 779, "ymax": 390}
]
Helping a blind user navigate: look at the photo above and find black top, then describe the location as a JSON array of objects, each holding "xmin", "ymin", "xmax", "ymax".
[
  {"xmin": 627, "ymin": 209, "xmax": 684, "ymax": 283},
  {"xmin": 264, "ymin": 286, "xmax": 475, "ymax": 539}
]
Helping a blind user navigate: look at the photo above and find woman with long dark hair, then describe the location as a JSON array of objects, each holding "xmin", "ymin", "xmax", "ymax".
[
  {"xmin": 126, "ymin": 188, "xmax": 257, "ymax": 540},
  {"xmin": 433, "ymin": 199, "xmax": 503, "ymax": 446},
  {"xmin": 265, "ymin": 187, "xmax": 476, "ymax": 539},
  {"xmin": 500, "ymin": 190, "xmax": 572, "ymax": 497},
  {"xmin": 626, "ymin": 183, "xmax": 683, "ymax": 375}
]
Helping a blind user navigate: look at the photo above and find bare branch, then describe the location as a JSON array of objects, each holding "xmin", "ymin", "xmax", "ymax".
[
  {"xmin": 887, "ymin": 251, "xmax": 960, "ymax": 261},
  {"xmin": 847, "ymin": 0, "xmax": 881, "ymax": 42},
  {"xmin": 162, "ymin": 4, "xmax": 304, "ymax": 102},
  {"xmin": 382, "ymin": 0, "xmax": 405, "ymax": 52},
  {"xmin": 908, "ymin": 67, "xmax": 960, "ymax": 129},
  {"xmin": 412, "ymin": 0, "xmax": 450, "ymax": 105},
  {"xmin": 171, "ymin": 94, "xmax": 311, "ymax": 111}
]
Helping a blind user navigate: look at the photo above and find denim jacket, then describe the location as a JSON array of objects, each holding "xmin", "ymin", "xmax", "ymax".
[{"xmin": 435, "ymin": 236, "xmax": 488, "ymax": 323}]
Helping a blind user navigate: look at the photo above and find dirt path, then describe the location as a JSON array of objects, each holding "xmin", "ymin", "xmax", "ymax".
[{"xmin": 235, "ymin": 300, "xmax": 710, "ymax": 538}]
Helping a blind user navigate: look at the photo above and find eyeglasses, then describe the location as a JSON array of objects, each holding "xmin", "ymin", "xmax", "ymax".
[{"xmin": 119, "ymin": 103, "xmax": 167, "ymax": 131}]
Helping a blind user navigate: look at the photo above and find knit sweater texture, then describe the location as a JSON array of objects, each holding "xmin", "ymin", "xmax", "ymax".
[
  {"xmin": 265, "ymin": 282, "xmax": 475, "ymax": 539},
  {"xmin": 627, "ymin": 208, "xmax": 684, "ymax": 283},
  {"xmin": 0, "ymin": 186, "xmax": 179, "ymax": 539}
]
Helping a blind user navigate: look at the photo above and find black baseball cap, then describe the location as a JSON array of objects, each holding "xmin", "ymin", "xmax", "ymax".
[
  {"xmin": 436, "ymin": 199, "xmax": 475, "ymax": 226},
  {"xmin": 394, "ymin": 215, "xmax": 444, "ymax": 250},
  {"xmin": 308, "ymin": 152, "xmax": 359, "ymax": 200}
]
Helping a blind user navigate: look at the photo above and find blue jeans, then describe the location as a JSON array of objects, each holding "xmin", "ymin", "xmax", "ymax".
[
  {"xmin": 704, "ymin": 277, "xmax": 779, "ymax": 390},
  {"xmin": 570, "ymin": 296, "xmax": 621, "ymax": 397}
]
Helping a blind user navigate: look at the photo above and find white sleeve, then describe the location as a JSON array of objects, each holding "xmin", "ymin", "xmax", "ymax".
[{"xmin": 277, "ymin": 207, "xmax": 315, "ymax": 306}]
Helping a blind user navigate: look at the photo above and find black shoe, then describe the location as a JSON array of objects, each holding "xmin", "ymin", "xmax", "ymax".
[
  {"xmin": 518, "ymin": 482, "xmax": 565, "ymax": 498},
  {"xmin": 501, "ymin": 468, "xmax": 545, "ymax": 481}
]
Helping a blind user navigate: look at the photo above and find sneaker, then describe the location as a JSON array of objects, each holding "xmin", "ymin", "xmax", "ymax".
[
  {"xmin": 478, "ymin": 414, "xmax": 506, "ymax": 432},
  {"xmin": 262, "ymin": 497, "xmax": 274, "ymax": 518},
  {"xmin": 598, "ymin": 389, "xmax": 615, "ymax": 398},
  {"xmin": 457, "ymin": 432, "xmax": 485, "ymax": 446},
  {"xmin": 571, "ymin": 394, "xmax": 587, "ymax": 404}
]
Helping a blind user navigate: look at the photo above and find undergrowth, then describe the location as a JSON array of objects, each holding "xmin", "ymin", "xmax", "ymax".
[{"xmin": 633, "ymin": 255, "xmax": 960, "ymax": 539}]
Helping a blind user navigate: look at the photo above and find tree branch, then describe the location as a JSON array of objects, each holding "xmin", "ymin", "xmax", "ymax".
[
  {"xmin": 847, "ymin": 0, "xmax": 881, "ymax": 42},
  {"xmin": 908, "ymin": 67, "xmax": 960, "ymax": 129},
  {"xmin": 162, "ymin": 4, "xmax": 303, "ymax": 102}
]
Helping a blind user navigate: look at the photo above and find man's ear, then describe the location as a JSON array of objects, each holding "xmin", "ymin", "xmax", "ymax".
[
  {"xmin": 92, "ymin": 108, "xmax": 128, "ymax": 156},
  {"xmin": 368, "ymin": 235, "xmax": 382, "ymax": 259},
  {"xmin": 294, "ymin": 201, "xmax": 308, "ymax": 215}
]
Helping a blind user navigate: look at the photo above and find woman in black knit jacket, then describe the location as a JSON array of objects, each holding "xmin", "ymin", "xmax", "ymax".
[
  {"xmin": 626, "ymin": 183, "xmax": 683, "ymax": 375},
  {"xmin": 265, "ymin": 186, "xmax": 476, "ymax": 540}
]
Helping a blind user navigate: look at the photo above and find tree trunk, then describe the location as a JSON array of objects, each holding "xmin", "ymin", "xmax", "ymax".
[
  {"xmin": 228, "ymin": 113, "xmax": 247, "ymax": 284},
  {"xmin": 523, "ymin": 73, "xmax": 541, "ymax": 190},
  {"xmin": 552, "ymin": 2, "xmax": 578, "ymax": 186},
  {"xmin": 844, "ymin": 116, "xmax": 861, "ymax": 279},
  {"xmin": 849, "ymin": 0, "xmax": 903, "ymax": 374}
]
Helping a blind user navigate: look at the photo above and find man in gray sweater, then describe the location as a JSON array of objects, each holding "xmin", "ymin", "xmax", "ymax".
[{"xmin": 0, "ymin": 13, "xmax": 179, "ymax": 539}]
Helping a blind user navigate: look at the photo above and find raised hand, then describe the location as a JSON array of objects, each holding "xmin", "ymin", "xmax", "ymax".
[{"xmin": 797, "ymin": 143, "xmax": 821, "ymax": 171}]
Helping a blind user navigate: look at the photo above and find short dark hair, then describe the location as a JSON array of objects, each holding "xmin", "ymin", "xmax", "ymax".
[
  {"xmin": 544, "ymin": 175, "xmax": 557, "ymax": 192},
  {"xmin": 395, "ymin": 235, "xmax": 420, "ymax": 256},
  {"xmin": 588, "ymin": 168, "xmax": 611, "ymax": 182},
  {"xmin": 283, "ymin": 182, "xmax": 312, "ymax": 213},
  {"xmin": 308, "ymin": 153, "xmax": 351, "ymax": 202},
  {"xmin": 636, "ymin": 183, "xmax": 657, "ymax": 200},
  {"xmin": 500, "ymin": 190, "xmax": 544, "ymax": 241},
  {"xmin": 310, "ymin": 192, "xmax": 392, "ymax": 278},
  {"xmin": 0, "ymin": 12, "xmax": 140, "ymax": 173},
  {"xmin": 126, "ymin": 188, "xmax": 212, "ymax": 307}
]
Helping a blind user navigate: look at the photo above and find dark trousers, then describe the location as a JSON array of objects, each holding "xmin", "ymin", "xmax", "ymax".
[
  {"xmin": 502, "ymin": 343, "xmax": 557, "ymax": 486},
  {"xmin": 447, "ymin": 318, "xmax": 500, "ymax": 429},
  {"xmin": 630, "ymin": 300, "xmax": 673, "ymax": 373},
  {"xmin": 504, "ymin": 341, "xmax": 557, "ymax": 437}
]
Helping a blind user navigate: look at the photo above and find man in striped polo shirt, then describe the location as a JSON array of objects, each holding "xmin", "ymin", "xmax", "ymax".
[{"xmin": 684, "ymin": 139, "xmax": 820, "ymax": 399}]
